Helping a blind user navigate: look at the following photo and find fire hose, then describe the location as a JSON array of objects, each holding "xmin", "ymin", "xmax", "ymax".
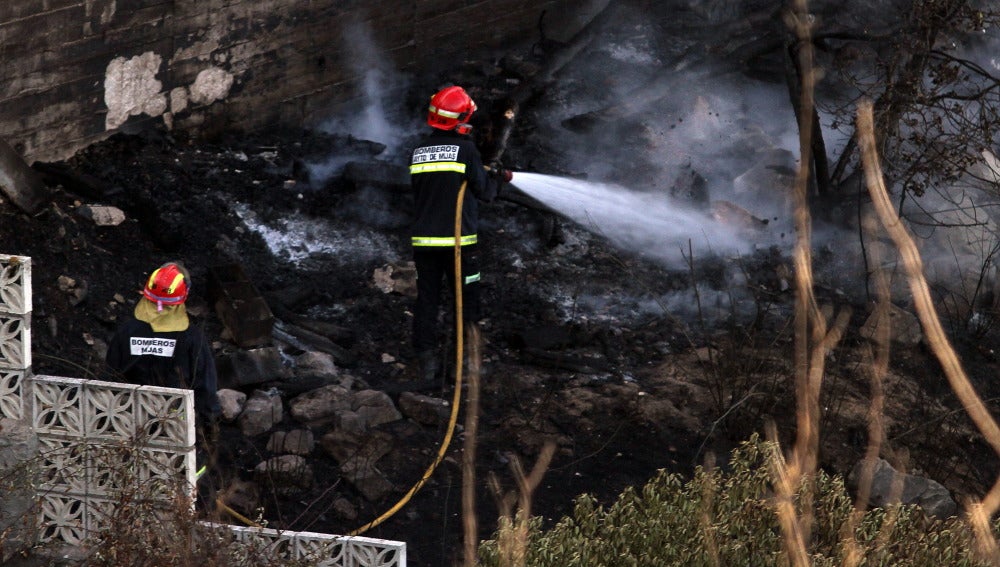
[
  {"xmin": 210, "ymin": 183, "xmax": 472, "ymax": 535},
  {"xmin": 347, "ymin": 180, "xmax": 470, "ymax": 536}
]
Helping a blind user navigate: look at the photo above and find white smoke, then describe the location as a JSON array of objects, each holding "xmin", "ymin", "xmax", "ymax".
[{"xmin": 308, "ymin": 19, "xmax": 416, "ymax": 186}]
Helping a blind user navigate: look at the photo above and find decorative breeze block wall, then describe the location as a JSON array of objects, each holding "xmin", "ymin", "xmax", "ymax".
[
  {"xmin": 204, "ymin": 524, "xmax": 407, "ymax": 567},
  {"xmin": 30, "ymin": 375, "xmax": 196, "ymax": 545},
  {"xmin": 0, "ymin": 253, "xmax": 407, "ymax": 564}
]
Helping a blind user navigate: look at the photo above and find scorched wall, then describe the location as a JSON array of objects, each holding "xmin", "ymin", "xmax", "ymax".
[{"xmin": 0, "ymin": 0, "xmax": 592, "ymax": 164}]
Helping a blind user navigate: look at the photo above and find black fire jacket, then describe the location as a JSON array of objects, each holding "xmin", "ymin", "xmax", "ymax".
[
  {"xmin": 106, "ymin": 317, "xmax": 221, "ymax": 420},
  {"xmin": 409, "ymin": 129, "xmax": 499, "ymax": 247}
]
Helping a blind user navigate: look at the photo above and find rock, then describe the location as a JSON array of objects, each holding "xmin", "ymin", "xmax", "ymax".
[
  {"xmin": 76, "ymin": 204, "xmax": 126, "ymax": 226},
  {"xmin": 710, "ymin": 200, "xmax": 768, "ymax": 232},
  {"xmin": 398, "ymin": 392, "xmax": 451, "ymax": 426},
  {"xmin": 217, "ymin": 346, "xmax": 292, "ymax": 388},
  {"xmin": 217, "ymin": 388, "xmax": 246, "ymax": 422},
  {"xmin": 849, "ymin": 458, "xmax": 958, "ymax": 520},
  {"xmin": 732, "ymin": 147, "xmax": 796, "ymax": 214},
  {"xmin": 372, "ymin": 262, "xmax": 417, "ymax": 297},
  {"xmin": 288, "ymin": 386, "xmax": 398, "ymax": 431},
  {"xmin": 267, "ymin": 429, "xmax": 315, "ymax": 455},
  {"xmin": 239, "ymin": 389, "xmax": 283, "ymax": 436},
  {"xmin": 254, "ymin": 454, "xmax": 312, "ymax": 495},
  {"xmin": 320, "ymin": 429, "xmax": 394, "ymax": 465},
  {"xmin": 293, "ymin": 351, "xmax": 338, "ymax": 379},
  {"xmin": 320, "ymin": 429, "xmax": 395, "ymax": 501},
  {"xmin": 0, "ymin": 137, "xmax": 50, "ymax": 214},
  {"xmin": 289, "ymin": 384, "xmax": 351, "ymax": 427},
  {"xmin": 693, "ymin": 346, "xmax": 720, "ymax": 363},
  {"xmin": 352, "ymin": 389, "xmax": 402, "ymax": 429},
  {"xmin": 57, "ymin": 275, "xmax": 88, "ymax": 306},
  {"xmin": 339, "ymin": 458, "xmax": 394, "ymax": 502},
  {"xmin": 332, "ymin": 497, "xmax": 358, "ymax": 521},
  {"xmin": 338, "ymin": 411, "xmax": 367, "ymax": 435}
]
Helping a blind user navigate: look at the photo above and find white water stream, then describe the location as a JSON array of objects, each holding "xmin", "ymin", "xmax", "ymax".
[{"xmin": 509, "ymin": 172, "xmax": 756, "ymax": 266}]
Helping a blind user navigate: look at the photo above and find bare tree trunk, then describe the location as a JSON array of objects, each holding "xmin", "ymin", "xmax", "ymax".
[{"xmin": 783, "ymin": 30, "xmax": 832, "ymax": 205}]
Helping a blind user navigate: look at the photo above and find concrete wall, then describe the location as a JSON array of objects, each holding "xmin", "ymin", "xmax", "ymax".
[{"xmin": 0, "ymin": 0, "xmax": 589, "ymax": 164}]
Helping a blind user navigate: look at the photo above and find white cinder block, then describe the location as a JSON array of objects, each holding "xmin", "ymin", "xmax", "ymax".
[
  {"xmin": 0, "ymin": 313, "xmax": 30, "ymax": 370},
  {"xmin": 0, "ymin": 368, "xmax": 25, "ymax": 420},
  {"xmin": 0, "ymin": 255, "xmax": 31, "ymax": 316}
]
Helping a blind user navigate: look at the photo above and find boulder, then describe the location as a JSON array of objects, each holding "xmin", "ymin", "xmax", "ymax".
[
  {"xmin": 351, "ymin": 389, "xmax": 402, "ymax": 429},
  {"xmin": 321, "ymin": 429, "xmax": 395, "ymax": 502},
  {"xmin": 239, "ymin": 389, "xmax": 283, "ymax": 437},
  {"xmin": 293, "ymin": 351, "xmax": 338, "ymax": 379},
  {"xmin": 217, "ymin": 347, "xmax": 291, "ymax": 388},
  {"xmin": 398, "ymin": 392, "xmax": 451, "ymax": 426},
  {"xmin": 217, "ymin": 388, "xmax": 247, "ymax": 422},
  {"xmin": 849, "ymin": 458, "xmax": 958, "ymax": 520},
  {"xmin": 267, "ymin": 429, "xmax": 315, "ymax": 455},
  {"xmin": 373, "ymin": 262, "xmax": 417, "ymax": 297},
  {"xmin": 76, "ymin": 204, "xmax": 126, "ymax": 226},
  {"xmin": 289, "ymin": 384, "xmax": 351, "ymax": 427},
  {"xmin": 254, "ymin": 454, "xmax": 312, "ymax": 495}
]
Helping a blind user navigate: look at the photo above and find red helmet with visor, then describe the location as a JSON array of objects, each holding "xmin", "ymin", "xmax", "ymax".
[
  {"xmin": 427, "ymin": 86, "xmax": 476, "ymax": 134},
  {"xmin": 142, "ymin": 262, "xmax": 189, "ymax": 308}
]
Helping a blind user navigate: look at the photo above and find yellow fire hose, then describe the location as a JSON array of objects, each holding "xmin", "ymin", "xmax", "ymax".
[
  {"xmin": 214, "ymin": 183, "xmax": 470, "ymax": 536},
  {"xmin": 347, "ymin": 180, "xmax": 470, "ymax": 536},
  {"xmin": 216, "ymin": 496, "xmax": 263, "ymax": 528}
]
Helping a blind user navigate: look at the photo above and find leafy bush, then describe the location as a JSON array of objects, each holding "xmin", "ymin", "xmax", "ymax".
[{"xmin": 479, "ymin": 435, "xmax": 992, "ymax": 567}]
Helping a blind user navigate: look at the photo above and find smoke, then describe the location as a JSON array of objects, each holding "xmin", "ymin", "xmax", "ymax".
[
  {"xmin": 531, "ymin": 14, "xmax": 804, "ymax": 215},
  {"xmin": 307, "ymin": 19, "xmax": 417, "ymax": 186},
  {"xmin": 521, "ymin": 6, "xmax": 805, "ymax": 276},
  {"xmin": 520, "ymin": 1, "xmax": 1000, "ymax": 313}
]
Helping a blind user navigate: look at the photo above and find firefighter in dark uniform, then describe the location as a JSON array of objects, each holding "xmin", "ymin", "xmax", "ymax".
[
  {"xmin": 409, "ymin": 85, "xmax": 511, "ymax": 381},
  {"xmin": 106, "ymin": 261, "xmax": 221, "ymax": 427}
]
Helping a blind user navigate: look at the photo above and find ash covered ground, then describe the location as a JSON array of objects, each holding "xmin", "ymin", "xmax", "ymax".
[{"xmin": 6, "ymin": 2, "xmax": 1000, "ymax": 565}]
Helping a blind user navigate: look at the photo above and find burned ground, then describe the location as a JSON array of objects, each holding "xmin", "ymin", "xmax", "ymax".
[
  {"xmin": 6, "ymin": 3, "xmax": 1000, "ymax": 565},
  {"xmin": 3, "ymin": 121, "xmax": 998, "ymax": 566}
]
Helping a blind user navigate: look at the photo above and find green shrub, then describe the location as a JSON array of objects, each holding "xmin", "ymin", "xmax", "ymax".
[{"xmin": 479, "ymin": 435, "xmax": 993, "ymax": 567}]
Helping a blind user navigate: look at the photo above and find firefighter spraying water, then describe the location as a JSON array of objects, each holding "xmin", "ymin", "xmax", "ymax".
[{"xmin": 408, "ymin": 85, "xmax": 512, "ymax": 382}]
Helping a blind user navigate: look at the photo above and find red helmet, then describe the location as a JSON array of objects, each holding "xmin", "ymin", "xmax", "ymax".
[
  {"xmin": 427, "ymin": 86, "xmax": 476, "ymax": 134},
  {"xmin": 142, "ymin": 262, "xmax": 189, "ymax": 307}
]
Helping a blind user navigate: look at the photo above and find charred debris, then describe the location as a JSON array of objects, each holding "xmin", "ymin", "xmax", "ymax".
[{"xmin": 5, "ymin": 2, "xmax": 1000, "ymax": 565}]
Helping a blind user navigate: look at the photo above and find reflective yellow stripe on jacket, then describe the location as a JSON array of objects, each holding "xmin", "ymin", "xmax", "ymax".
[
  {"xmin": 410, "ymin": 162, "xmax": 467, "ymax": 174},
  {"xmin": 411, "ymin": 235, "xmax": 478, "ymax": 247}
]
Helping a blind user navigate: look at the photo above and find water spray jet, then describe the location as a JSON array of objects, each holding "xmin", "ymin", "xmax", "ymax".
[{"xmin": 508, "ymin": 172, "xmax": 767, "ymax": 267}]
